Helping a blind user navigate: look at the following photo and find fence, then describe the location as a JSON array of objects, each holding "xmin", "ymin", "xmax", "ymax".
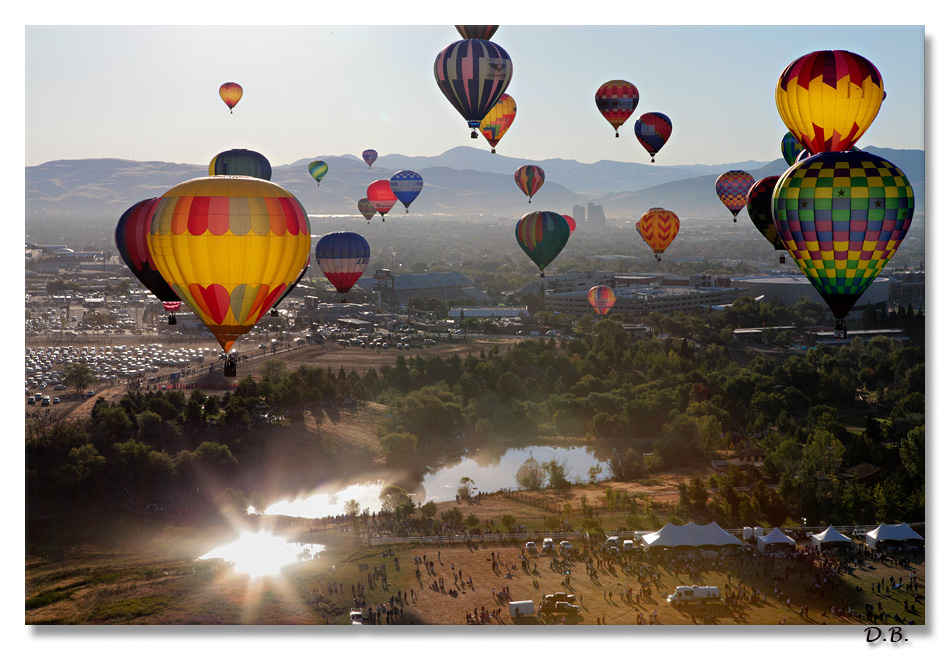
[{"xmin": 368, "ymin": 531, "xmax": 590, "ymax": 547}]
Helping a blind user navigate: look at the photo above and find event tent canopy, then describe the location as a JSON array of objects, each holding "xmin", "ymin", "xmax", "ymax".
[
  {"xmin": 756, "ymin": 527, "xmax": 796, "ymax": 552},
  {"xmin": 865, "ymin": 523, "xmax": 923, "ymax": 549},
  {"xmin": 641, "ymin": 521, "xmax": 745, "ymax": 549},
  {"xmin": 810, "ymin": 525, "xmax": 852, "ymax": 551}
]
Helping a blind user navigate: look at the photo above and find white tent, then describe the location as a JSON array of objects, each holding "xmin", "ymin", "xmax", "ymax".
[
  {"xmin": 641, "ymin": 521, "xmax": 745, "ymax": 549},
  {"xmin": 810, "ymin": 525, "xmax": 853, "ymax": 551},
  {"xmin": 756, "ymin": 527, "xmax": 796, "ymax": 553},
  {"xmin": 865, "ymin": 523, "xmax": 923, "ymax": 549}
]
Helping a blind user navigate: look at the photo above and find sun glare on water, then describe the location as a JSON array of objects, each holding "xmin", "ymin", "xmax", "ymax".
[{"xmin": 198, "ymin": 531, "xmax": 325, "ymax": 579}]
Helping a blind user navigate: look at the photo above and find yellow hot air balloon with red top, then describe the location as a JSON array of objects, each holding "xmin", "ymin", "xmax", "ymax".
[{"xmin": 146, "ymin": 176, "xmax": 311, "ymax": 353}]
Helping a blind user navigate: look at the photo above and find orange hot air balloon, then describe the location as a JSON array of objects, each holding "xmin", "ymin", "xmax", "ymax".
[
  {"xmin": 146, "ymin": 176, "xmax": 311, "ymax": 354},
  {"xmin": 479, "ymin": 93, "xmax": 517, "ymax": 153},
  {"xmin": 636, "ymin": 207, "xmax": 680, "ymax": 261},
  {"xmin": 219, "ymin": 82, "xmax": 243, "ymax": 113}
]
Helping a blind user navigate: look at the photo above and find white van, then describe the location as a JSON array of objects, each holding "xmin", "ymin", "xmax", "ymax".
[
  {"xmin": 559, "ymin": 540, "xmax": 573, "ymax": 554},
  {"xmin": 509, "ymin": 600, "xmax": 535, "ymax": 618},
  {"xmin": 541, "ymin": 538, "xmax": 554, "ymax": 553},
  {"xmin": 524, "ymin": 541, "xmax": 537, "ymax": 554},
  {"xmin": 667, "ymin": 585, "xmax": 721, "ymax": 606},
  {"xmin": 605, "ymin": 536, "xmax": 620, "ymax": 550},
  {"xmin": 622, "ymin": 540, "xmax": 636, "ymax": 552}
]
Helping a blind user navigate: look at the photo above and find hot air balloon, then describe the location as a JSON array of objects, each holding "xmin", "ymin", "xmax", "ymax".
[
  {"xmin": 209, "ymin": 148, "xmax": 272, "ymax": 180},
  {"xmin": 314, "ymin": 231, "xmax": 370, "ymax": 302},
  {"xmin": 781, "ymin": 131, "xmax": 806, "ymax": 166},
  {"xmin": 636, "ymin": 207, "xmax": 680, "ymax": 261},
  {"xmin": 514, "ymin": 165, "xmax": 545, "ymax": 203},
  {"xmin": 367, "ymin": 180, "xmax": 397, "ymax": 222},
  {"xmin": 434, "ymin": 39, "xmax": 513, "ymax": 138},
  {"xmin": 562, "ymin": 214, "xmax": 576, "ymax": 234},
  {"xmin": 588, "ymin": 285, "xmax": 616, "ymax": 316},
  {"xmin": 390, "ymin": 170, "xmax": 424, "ymax": 213},
  {"xmin": 219, "ymin": 82, "xmax": 243, "ymax": 113},
  {"xmin": 772, "ymin": 150, "xmax": 914, "ymax": 337},
  {"xmin": 478, "ymin": 93, "xmax": 517, "ymax": 153},
  {"xmin": 775, "ymin": 50, "xmax": 884, "ymax": 154},
  {"xmin": 114, "ymin": 198, "xmax": 182, "ymax": 324},
  {"xmin": 515, "ymin": 211, "xmax": 570, "ymax": 277},
  {"xmin": 745, "ymin": 176, "xmax": 787, "ymax": 264},
  {"xmin": 357, "ymin": 198, "xmax": 377, "ymax": 223},
  {"xmin": 716, "ymin": 170, "xmax": 755, "ymax": 222},
  {"xmin": 308, "ymin": 160, "xmax": 329, "ymax": 185},
  {"xmin": 146, "ymin": 176, "xmax": 311, "ymax": 357},
  {"xmin": 595, "ymin": 80, "xmax": 639, "ymax": 137},
  {"xmin": 634, "ymin": 112, "xmax": 672, "ymax": 162},
  {"xmin": 362, "ymin": 149, "xmax": 378, "ymax": 169},
  {"xmin": 456, "ymin": 25, "xmax": 499, "ymax": 40}
]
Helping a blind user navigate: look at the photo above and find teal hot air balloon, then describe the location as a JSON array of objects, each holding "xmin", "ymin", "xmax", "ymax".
[
  {"xmin": 208, "ymin": 148, "xmax": 272, "ymax": 180},
  {"xmin": 515, "ymin": 211, "xmax": 570, "ymax": 277},
  {"xmin": 781, "ymin": 132, "xmax": 805, "ymax": 166},
  {"xmin": 308, "ymin": 160, "xmax": 328, "ymax": 185}
]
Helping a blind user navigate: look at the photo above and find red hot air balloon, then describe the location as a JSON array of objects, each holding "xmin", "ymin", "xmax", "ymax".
[
  {"xmin": 514, "ymin": 165, "xmax": 545, "ymax": 203},
  {"xmin": 595, "ymin": 80, "xmax": 640, "ymax": 137},
  {"xmin": 367, "ymin": 180, "xmax": 397, "ymax": 222},
  {"xmin": 562, "ymin": 214, "xmax": 576, "ymax": 234},
  {"xmin": 115, "ymin": 198, "xmax": 181, "ymax": 324}
]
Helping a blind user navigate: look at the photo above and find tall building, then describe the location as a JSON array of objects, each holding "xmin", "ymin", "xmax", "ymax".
[
  {"xmin": 573, "ymin": 204, "xmax": 585, "ymax": 224},
  {"xmin": 586, "ymin": 203, "xmax": 606, "ymax": 229}
]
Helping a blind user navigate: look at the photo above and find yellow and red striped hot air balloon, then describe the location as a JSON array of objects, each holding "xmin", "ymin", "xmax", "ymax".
[
  {"xmin": 146, "ymin": 176, "xmax": 311, "ymax": 354},
  {"xmin": 775, "ymin": 50, "xmax": 884, "ymax": 154},
  {"xmin": 219, "ymin": 82, "xmax": 243, "ymax": 114},
  {"xmin": 588, "ymin": 285, "xmax": 616, "ymax": 316},
  {"xmin": 636, "ymin": 207, "xmax": 680, "ymax": 261}
]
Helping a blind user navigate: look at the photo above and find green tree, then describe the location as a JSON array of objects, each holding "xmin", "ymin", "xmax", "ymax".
[{"xmin": 63, "ymin": 363, "xmax": 95, "ymax": 394}]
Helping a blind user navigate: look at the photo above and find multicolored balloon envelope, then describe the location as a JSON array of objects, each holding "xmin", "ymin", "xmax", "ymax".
[
  {"xmin": 716, "ymin": 170, "xmax": 755, "ymax": 221},
  {"xmin": 634, "ymin": 112, "xmax": 672, "ymax": 162},
  {"xmin": 775, "ymin": 50, "xmax": 884, "ymax": 154},
  {"xmin": 588, "ymin": 285, "xmax": 616, "ymax": 316},
  {"xmin": 595, "ymin": 80, "xmax": 639, "ymax": 137},
  {"xmin": 314, "ymin": 231, "xmax": 370, "ymax": 301},
  {"xmin": 309, "ymin": 160, "xmax": 329, "ymax": 185},
  {"xmin": 514, "ymin": 165, "xmax": 545, "ymax": 203},
  {"xmin": 390, "ymin": 170, "xmax": 424, "ymax": 213},
  {"xmin": 781, "ymin": 131, "xmax": 806, "ymax": 166},
  {"xmin": 562, "ymin": 214, "xmax": 576, "ymax": 234},
  {"xmin": 515, "ymin": 211, "xmax": 570, "ymax": 277},
  {"xmin": 434, "ymin": 39, "xmax": 513, "ymax": 137},
  {"xmin": 114, "ymin": 197, "xmax": 182, "ymax": 319},
  {"xmin": 270, "ymin": 260, "xmax": 310, "ymax": 316},
  {"xmin": 636, "ymin": 207, "xmax": 680, "ymax": 260},
  {"xmin": 357, "ymin": 198, "xmax": 377, "ymax": 222},
  {"xmin": 772, "ymin": 150, "xmax": 914, "ymax": 332},
  {"xmin": 362, "ymin": 149, "xmax": 378, "ymax": 168},
  {"xmin": 367, "ymin": 180, "xmax": 397, "ymax": 222},
  {"xmin": 219, "ymin": 82, "xmax": 243, "ymax": 113},
  {"xmin": 479, "ymin": 93, "xmax": 517, "ymax": 153},
  {"xmin": 209, "ymin": 149, "xmax": 272, "ymax": 180},
  {"xmin": 745, "ymin": 175, "xmax": 787, "ymax": 263},
  {"xmin": 146, "ymin": 176, "xmax": 311, "ymax": 353},
  {"xmin": 455, "ymin": 25, "xmax": 498, "ymax": 40}
]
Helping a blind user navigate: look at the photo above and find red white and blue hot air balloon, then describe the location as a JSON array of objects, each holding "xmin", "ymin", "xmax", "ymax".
[
  {"xmin": 314, "ymin": 232, "xmax": 370, "ymax": 302},
  {"xmin": 362, "ymin": 149, "xmax": 378, "ymax": 169}
]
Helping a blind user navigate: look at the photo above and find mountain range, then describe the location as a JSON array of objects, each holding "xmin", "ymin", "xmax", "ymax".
[{"xmin": 25, "ymin": 145, "xmax": 925, "ymax": 224}]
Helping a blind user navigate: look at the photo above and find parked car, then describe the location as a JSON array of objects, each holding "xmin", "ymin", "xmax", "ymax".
[
  {"xmin": 524, "ymin": 541, "xmax": 537, "ymax": 554},
  {"xmin": 559, "ymin": 540, "xmax": 573, "ymax": 554}
]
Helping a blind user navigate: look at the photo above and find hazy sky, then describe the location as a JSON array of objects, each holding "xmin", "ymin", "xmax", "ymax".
[{"xmin": 23, "ymin": 22, "xmax": 925, "ymax": 169}]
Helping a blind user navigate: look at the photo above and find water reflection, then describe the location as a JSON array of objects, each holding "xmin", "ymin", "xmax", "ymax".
[
  {"xmin": 198, "ymin": 530, "xmax": 326, "ymax": 579},
  {"xmin": 258, "ymin": 445, "xmax": 601, "ymax": 520}
]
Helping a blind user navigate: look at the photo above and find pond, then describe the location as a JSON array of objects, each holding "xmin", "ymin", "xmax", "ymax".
[{"xmin": 255, "ymin": 445, "xmax": 604, "ymax": 520}]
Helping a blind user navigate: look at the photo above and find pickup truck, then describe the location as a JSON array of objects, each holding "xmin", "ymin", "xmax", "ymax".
[
  {"xmin": 539, "ymin": 600, "xmax": 580, "ymax": 615},
  {"xmin": 542, "ymin": 592, "xmax": 576, "ymax": 604}
]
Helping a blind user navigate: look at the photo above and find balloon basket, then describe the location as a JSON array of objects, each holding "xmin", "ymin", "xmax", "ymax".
[
  {"xmin": 168, "ymin": 315, "xmax": 177, "ymax": 325},
  {"xmin": 223, "ymin": 356, "xmax": 237, "ymax": 377},
  {"xmin": 491, "ymin": 149, "xmax": 496, "ymax": 154},
  {"xmin": 471, "ymin": 131, "xmax": 479, "ymax": 139},
  {"xmin": 270, "ymin": 308, "xmax": 278, "ymax": 317},
  {"xmin": 615, "ymin": 133, "xmax": 619, "ymax": 138},
  {"xmin": 779, "ymin": 255, "xmax": 786, "ymax": 264}
]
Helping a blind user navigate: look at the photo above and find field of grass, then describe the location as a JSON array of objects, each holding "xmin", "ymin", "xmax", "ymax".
[{"xmin": 25, "ymin": 497, "xmax": 925, "ymax": 626}]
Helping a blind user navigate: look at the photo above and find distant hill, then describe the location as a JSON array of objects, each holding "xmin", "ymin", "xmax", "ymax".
[{"xmin": 25, "ymin": 146, "xmax": 924, "ymax": 226}]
